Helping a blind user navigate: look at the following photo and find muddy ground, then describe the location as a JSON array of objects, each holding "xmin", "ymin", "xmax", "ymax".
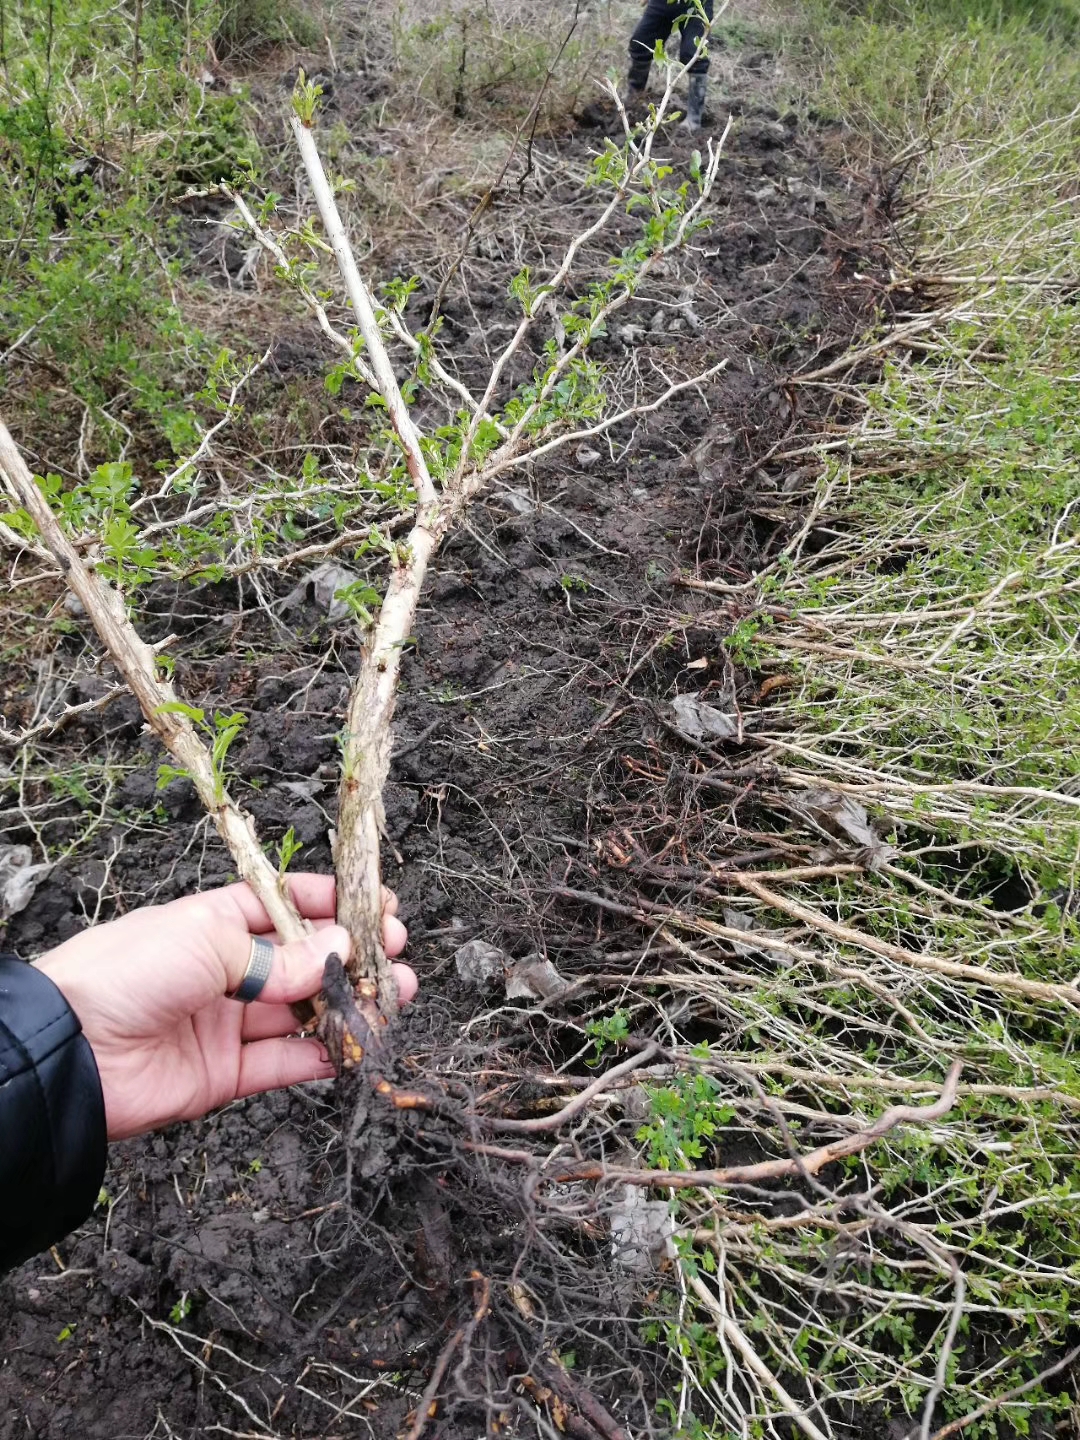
[{"xmin": 0, "ymin": 36, "xmax": 894, "ymax": 1440}]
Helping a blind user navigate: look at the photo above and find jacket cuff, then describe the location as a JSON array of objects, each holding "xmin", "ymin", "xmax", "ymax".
[{"xmin": 0, "ymin": 954, "xmax": 107, "ymax": 1272}]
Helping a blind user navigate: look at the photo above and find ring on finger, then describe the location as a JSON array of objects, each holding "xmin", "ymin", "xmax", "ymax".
[{"xmin": 228, "ymin": 935, "xmax": 275, "ymax": 1003}]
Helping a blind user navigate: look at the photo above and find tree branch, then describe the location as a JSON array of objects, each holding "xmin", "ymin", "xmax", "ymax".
[
  {"xmin": 546, "ymin": 1061, "xmax": 962, "ymax": 1187},
  {"xmin": 0, "ymin": 414, "xmax": 311, "ymax": 957}
]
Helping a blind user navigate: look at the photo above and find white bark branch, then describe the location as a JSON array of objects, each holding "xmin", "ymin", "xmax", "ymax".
[
  {"xmin": 291, "ymin": 113, "xmax": 444, "ymax": 1016},
  {"xmin": 290, "ymin": 116, "xmax": 438, "ymax": 509},
  {"xmin": 0, "ymin": 414, "xmax": 310, "ymax": 955}
]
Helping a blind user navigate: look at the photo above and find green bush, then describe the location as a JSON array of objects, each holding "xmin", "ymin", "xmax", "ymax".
[
  {"xmin": 0, "ymin": 0, "xmax": 263, "ymax": 460},
  {"xmin": 213, "ymin": 0, "xmax": 321, "ymax": 60}
]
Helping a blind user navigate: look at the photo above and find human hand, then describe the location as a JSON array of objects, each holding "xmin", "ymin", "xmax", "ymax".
[{"xmin": 34, "ymin": 873, "xmax": 416, "ymax": 1141}]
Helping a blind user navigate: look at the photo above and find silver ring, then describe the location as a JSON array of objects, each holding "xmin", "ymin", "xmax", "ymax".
[{"xmin": 229, "ymin": 935, "xmax": 274, "ymax": 1003}]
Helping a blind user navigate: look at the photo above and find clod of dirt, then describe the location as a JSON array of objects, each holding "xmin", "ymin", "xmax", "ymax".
[
  {"xmin": 0, "ymin": 845, "xmax": 51, "ymax": 920},
  {"xmin": 454, "ymin": 937, "xmax": 506, "ymax": 988},
  {"xmin": 504, "ymin": 955, "xmax": 571, "ymax": 1001},
  {"xmin": 796, "ymin": 787, "xmax": 899, "ymax": 870},
  {"xmin": 670, "ymin": 692, "xmax": 740, "ymax": 742}
]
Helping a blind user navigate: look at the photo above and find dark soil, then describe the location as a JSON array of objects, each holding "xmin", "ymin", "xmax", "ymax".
[{"xmin": 0, "ymin": 45, "xmax": 896, "ymax": 1440}]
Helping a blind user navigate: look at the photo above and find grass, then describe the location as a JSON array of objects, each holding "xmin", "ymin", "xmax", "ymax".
[
  {"xmin": 0, "ymin": 0, "xmax": 259, "ymax": 466},
  {"xmin": 650, "ymin": 2, "xmax": 1080, "ymax": 1436}
]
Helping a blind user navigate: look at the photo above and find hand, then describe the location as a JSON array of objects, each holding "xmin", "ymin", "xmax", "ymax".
[{"xmin": 34, "ymin": 873, "xmax": 416, "ymax": 1141}]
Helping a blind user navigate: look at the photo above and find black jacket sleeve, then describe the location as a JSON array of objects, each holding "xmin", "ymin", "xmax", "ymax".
[{"xmin": 0, "ymin": 954, "xmax": 107, "ymax": 1272}]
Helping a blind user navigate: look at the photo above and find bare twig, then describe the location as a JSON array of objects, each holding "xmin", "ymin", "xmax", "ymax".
[
  {"xmin": 738, "ymin": 876, "xmax": 1080, "ymax": 1010},
  {"xmin": 919, "ymin": 1256, "xmax": 966, "ymax": 1440},
  {"xmin": 481, "ymin": 1044, "xmax": 660, "ymax": 1133},
  {"xmin": 686, "ymin": 1268, "xmax": 832, "ymax": 1440},
  {"xmin": 550, "ymin": 1062, "xmax": 962, "ymax": 1187}
]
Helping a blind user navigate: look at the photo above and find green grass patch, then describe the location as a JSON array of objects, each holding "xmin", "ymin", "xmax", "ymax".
[{"xmin": 646, "ymin": 3, "xmax": 1080, "ymax": 1436}]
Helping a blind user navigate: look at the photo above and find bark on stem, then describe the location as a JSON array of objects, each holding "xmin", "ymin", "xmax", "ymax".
[
  {"xmin": 0, "ymin": 415, "xmax": 311, "ymax": 957},
  {"xmin": 291, "ymin": 113, "xmax": 441, "ymax": 1018}
]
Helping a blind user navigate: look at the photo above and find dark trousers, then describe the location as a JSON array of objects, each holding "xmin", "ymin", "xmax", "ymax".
[{"xmin": 628, "ymin": 0, "xmax": 714, "ymax": 87}]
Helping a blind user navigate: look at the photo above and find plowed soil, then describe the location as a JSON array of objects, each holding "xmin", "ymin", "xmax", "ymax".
[{"xmin": 0, "ymin": 38, "xmax": 893, "ymax": 1440}]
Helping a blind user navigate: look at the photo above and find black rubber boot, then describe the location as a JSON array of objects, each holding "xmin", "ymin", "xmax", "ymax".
[{"xmin": 684, "ymin": 73, "xmax": 707, "ymax": 131}]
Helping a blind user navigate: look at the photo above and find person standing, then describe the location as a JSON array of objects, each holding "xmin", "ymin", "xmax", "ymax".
[{"xmin": 626, "ymin": 0, "xmax": 715, "ymax": 131}]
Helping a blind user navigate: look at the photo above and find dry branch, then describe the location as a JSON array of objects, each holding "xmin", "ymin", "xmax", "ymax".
[
  {"xmin": 547, "ymin": 1061, "xmax": 962, "ymax": 1188},
  {"xmin": 737, "ymin": 876, "xmax": 1080, "ymax": 1010},
  {"xmin": 482, "ymin": 1043, "xmax": 660, "ymax": 1134}
]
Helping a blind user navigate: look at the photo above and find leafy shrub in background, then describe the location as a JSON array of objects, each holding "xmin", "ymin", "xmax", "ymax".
[
  {"xmin": 213, "ymin": 0, "xmax": 320, "ymax": 60},
  {"xmin": 389, "ymin": 0, "xmax": 619, "ymax": 121},
  {"xmin": 0, "ymin": 0, "xmax": 268, "ymax": 462}
]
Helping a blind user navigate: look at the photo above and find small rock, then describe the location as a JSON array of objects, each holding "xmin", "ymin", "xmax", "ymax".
[
  {"xmin": 493, "ymin": 488, "xmax": 535, "ymax": 515},
  {"xmin": 677, "ymin": 286, "xmax": 706, "ymax": 332},
  {"xmin": 281, "ymin": 561, "xmax": 362, "ymax": 624},
  {"xmin": 63, "ymin": 592, "xmax": 86, "ymax": 619},
  {"xmin": 785, "ymin": 177, "xmax": 831, "ymax": 215},
  {"xmin": 610, "ymin": 1184, "xmax": 676, "ymax": 1274},
  {"xmin": 454, "ymin": 938, "xmax": 506, "ymax": 989},
  {"xmin": 576, "ymin": 447, "xmax": 602, "ymax": 468},
  {"xmin": 616, "ymin": 323, "xmax": 648, "ymax": 346},
  {"xmin": 721, "ymin": 906, "xmax": 791, "ymax": 966},
  {"xmin": 278, "ymin": 778, "xmax": 326, "ymax": 802}
]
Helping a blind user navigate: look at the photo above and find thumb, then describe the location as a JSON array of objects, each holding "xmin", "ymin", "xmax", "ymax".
[{"xmin": 224, "ymin": 926, "xmax": 353, "ymax": 1006}]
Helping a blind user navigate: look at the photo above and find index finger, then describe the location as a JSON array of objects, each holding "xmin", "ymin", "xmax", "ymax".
[{"xmin": 212, "ymin": 872, "xmax": 339, "ymax": 934}]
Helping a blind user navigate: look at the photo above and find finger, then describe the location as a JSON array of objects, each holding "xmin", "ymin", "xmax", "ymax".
[
  {"xmin": 241, "ymin": 1001, "xmax": 306, "ymax": 1042},
  {"xmin": 393, "ymin": 962, "xmax": 419, "ymax": 1006},
  {"xmin": 381, "ymin": 887, "xmax": 399, "ymax": 916},
  {"xmin": 262, "ymin": 913, "xmax": 405, "ymax": 957},
  {"xmin": 383, "ymin": 913, "xmax": 408, "ymax": 958},
  {"xmin": 220, "ymin": 926, "xmax": 353, "ymax": 1005},
  {"xmin": 212, "ymin": 873, "xmax": 340, "ymax": 935},
  {"xmin": 236, "ymin": 1037, "xmax": 335, "ymax": 1099},
  {"xmin": 252, "ymin": 915, "xmax": 342, "ymax": 947}
]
